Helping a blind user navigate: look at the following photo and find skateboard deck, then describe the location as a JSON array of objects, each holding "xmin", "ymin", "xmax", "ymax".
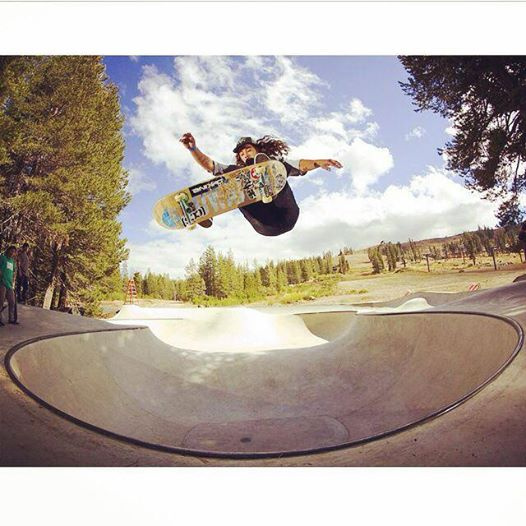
[{"xmin": 153, "ymin": 160, "xmax": 288, "ymax": 230}]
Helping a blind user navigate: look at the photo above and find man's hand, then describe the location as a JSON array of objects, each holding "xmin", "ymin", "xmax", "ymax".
[
  {"xmin": 314, "ymin": 159, "xmax": 343, "ymax": 171},
  {"xmin": 180, "ymin": 133, "xmax": 215, "ymax": 173},
  {"xmin": 180, "ymin": 132, "xmax": 196, "ymax": 151}
]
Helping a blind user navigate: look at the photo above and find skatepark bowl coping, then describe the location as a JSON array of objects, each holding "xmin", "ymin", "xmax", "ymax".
[{"xmin": 5, "ymin": 305, "xmax": 522, "ymax": 458}]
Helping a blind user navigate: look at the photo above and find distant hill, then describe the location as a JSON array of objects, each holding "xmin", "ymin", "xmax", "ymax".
[{"xmin": 358, "ymin": 226, "xmax": 517, "ymax": 255}]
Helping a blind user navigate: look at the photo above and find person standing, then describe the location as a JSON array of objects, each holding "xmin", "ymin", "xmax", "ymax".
[
  {"xmin": 0, "ymin": 246, "xmax": 19, "ymax": 326},
  {"xmin": 518, "ymin": 222, "xmax": 526, "ymax": 262},
  {"xmin": 17, "ymin": 242, "xmax": 31, "ymax": 303}
]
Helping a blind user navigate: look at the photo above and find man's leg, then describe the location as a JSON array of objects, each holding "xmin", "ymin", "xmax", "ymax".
[
  {"xmin": 0, "ymin": 285, "xmax": 6, "ymax": 325},
  {"xmin": 7, "ymin": 288, "xmax": 17, "ymax": 323},
  {"xmin": 238, "ymin": 189, "xmax": 300, "ymax": 237}
]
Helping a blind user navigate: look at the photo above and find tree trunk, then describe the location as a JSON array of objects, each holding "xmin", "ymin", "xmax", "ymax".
[
  {"xmin": 42, "ymin": 286, "xmax": 54, "ymax": 310},
  {"xmin": 42, "ymin": 240, "xmax": 63, "ymax": 309},
  {"xmin": 58, "ymin": 273, "xmax": 68, "ymax": 311}
]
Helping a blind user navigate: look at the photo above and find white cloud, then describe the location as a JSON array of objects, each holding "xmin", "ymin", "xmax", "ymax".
[
  {"xmin": 342, "ymin": 138, "xmax": 394, "ymax": 193},
  {"xmin": 405, "ymin": 126, "xmax": 426, "ymax": 140},
  {"xmin": 126, "ymin": 166, "xmax": 156, "ymax": 195},
  {"xmin": 312, "ymin": 112, "xmax": 379, "ymax": 144},
  {"xmin": 288, "ymin": 133, "xmax": 347, "ymax": 164},
  {"xmin": 364, "ymin": 121, "xmax": 379, "ymax": 138},
  {"xmin": 346, "ymin": 98, "xmax": 373, "ymax": 124},
  {"xmin": 313, "ymin": 115, "xmax": 348, "ymax": 139},
  {"xmin": 264, "ymin": 56, "xmax": 324, "ymax": 124},
  {"xmin": 288, "ymin": 134, "xmax": 391, "ymax": 195}
]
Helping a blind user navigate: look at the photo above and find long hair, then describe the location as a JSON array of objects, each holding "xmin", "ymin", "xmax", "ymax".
[{"xmin": 235, "ymin": 135, "xmax": 290, "ymax": 166}]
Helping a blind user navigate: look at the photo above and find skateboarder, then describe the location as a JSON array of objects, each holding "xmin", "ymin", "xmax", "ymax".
[
  {"xmin": 180, "ymin": 133, "xmax": 342, "ymax": 236},
  {"xmin": 0, "ymin": 246, "xmax": 19, "ymax": 326},
  {"xmin": 17, "ymin": 242, "xmax": 31, "ymax": 303},
  {"xmin": 518, "ymin": 221, "xmax": 526, "ymax": 261}
]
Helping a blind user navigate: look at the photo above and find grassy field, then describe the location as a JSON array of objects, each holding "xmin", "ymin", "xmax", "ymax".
[{"xmin": 325, "ymin": 250, "xmax": 526, "ymax": 304}]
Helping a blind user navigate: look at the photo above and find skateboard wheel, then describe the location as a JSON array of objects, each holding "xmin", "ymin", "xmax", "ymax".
[
  {"xmin": 262, "ymin": 195, "xmax": 273, "ymax": 204},
  {"xmin": 187, "ymin": 224, "xmax": 197, "ymax": 231}
]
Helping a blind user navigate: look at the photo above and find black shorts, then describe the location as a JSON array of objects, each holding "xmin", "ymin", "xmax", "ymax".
[{"xmin": 238, "ymin": 182, "xmax": 299, "ymax": 236}]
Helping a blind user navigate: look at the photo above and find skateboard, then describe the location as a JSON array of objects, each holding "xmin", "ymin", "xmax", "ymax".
[{"xmin": 153, "ymin": 160, "xmax": 288, "ymax": 230}]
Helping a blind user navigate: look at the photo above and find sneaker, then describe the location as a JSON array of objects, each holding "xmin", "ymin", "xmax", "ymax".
[
  {"xmin": 0, "ymin": 320, "xmax": 4, "ymax": 326},
  {"xmin": 8, "ymin": 320, "xmax": 19, "ymax": 325},
  {"xmin": 198, "ymin": 218, "xmax": 214, "ymax": 228}
]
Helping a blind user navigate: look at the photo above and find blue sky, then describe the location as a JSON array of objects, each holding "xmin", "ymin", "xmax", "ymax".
[{"xmin": 103, "ymin": 56, "xmax": 499, "ymax": 279}]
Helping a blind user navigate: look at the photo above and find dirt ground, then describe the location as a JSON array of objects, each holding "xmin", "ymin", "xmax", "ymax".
[{"xmin": 325, "ymin": 251, "xmax": 526, "ymax": 304}]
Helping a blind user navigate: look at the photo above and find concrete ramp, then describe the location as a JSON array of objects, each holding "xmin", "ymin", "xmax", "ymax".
[
  {"xmin": 7, "ymin": 307, "xmax": 521, "ymax": 457},
  {"xmin": 110, "ymin": 306, "xmax": 328, "ymax": 352}
]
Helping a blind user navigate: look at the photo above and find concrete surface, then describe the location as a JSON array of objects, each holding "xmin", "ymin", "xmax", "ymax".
[
  {"xmin": 1, "ymin": 281, "xmax": 526, "ymax": 465},
  {"xmin": 109, "ymin": 305, "xmax": 328, "ymax": 352}
]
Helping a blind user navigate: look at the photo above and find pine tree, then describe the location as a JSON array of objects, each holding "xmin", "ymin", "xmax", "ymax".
[
  {"xmin": 132, "ymin": 272, "xmax": 143, "ymax": 297},
  {"xmin": 322, "ymin": 251, "xmax": 333, "ymax": 274},
  {"xmin": 285, "ymin": 260, "xmax": 302, "ymax": 284},
  {"xmin": 300, "ymin": 259, "xmax": 314, "ymax": 281},
  {"xmin": 462, "ymin": 232, "xmax": 479, "ymax": 264},
  {"xmin": 184, "ymin": 259, "xmax": 205, "ymax": 300},
  {"xmin": 337, "ymin": 253, "xmax": 349, "ymax": 274},
  {"xmin": 242, "ymin": 266, "xmax": 262, "ymax": 300},
  {"xmin": 396, "ymin": 242, "xmax": 407, "ymax": 267},
  {"xmin": 400, "ymin": 57, "xmax": 526, "ymax": 222},
  {"xmin": 0, "ymin": 56, "xmax": 130, "ymax": 314},
  {"xmin": 385, "ymin": 242, "xmax": 397, "ymax": 271},
  {"xmin": 368, "ymin": 247, "xmax": 384, "ymax": 274},
  {"xmin": 476, "ymin": 226, "xmax": 495, "ymax": 256},
  {"xmin": 198, "ymin": 246, "xmax": 218, "ymax": 296},
  {"xmin": 276, "ymin": 265, "xmax": 288, "ymax": 292},
  {"xmin": 408, "ymin": 238, "xmax": 420, "ymax": 262},
  {"xmin": 314, "ymin": 256, "xmax": 323, "ymax": 275},
  {"xmin": 266, "ymin": 260, "xmax": 278, "ymax": 291},
  {"xmin": 260, "ymin": 260, "xmax": 278, "ymax": 292}
]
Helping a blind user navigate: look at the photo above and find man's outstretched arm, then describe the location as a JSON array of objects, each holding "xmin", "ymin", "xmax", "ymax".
[
  {"xmin": 179, "ymin": 132, "xmax": 215, "ymax": 173},
  {"xmin": 298, "ymin": 159, "xmax": 343, "ymax": 173}
]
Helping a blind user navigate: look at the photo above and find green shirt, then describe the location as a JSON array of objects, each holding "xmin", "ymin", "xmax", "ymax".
[{"xmin": 0, "ymin": 253, "xmax": 16, "ymax": 289}]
